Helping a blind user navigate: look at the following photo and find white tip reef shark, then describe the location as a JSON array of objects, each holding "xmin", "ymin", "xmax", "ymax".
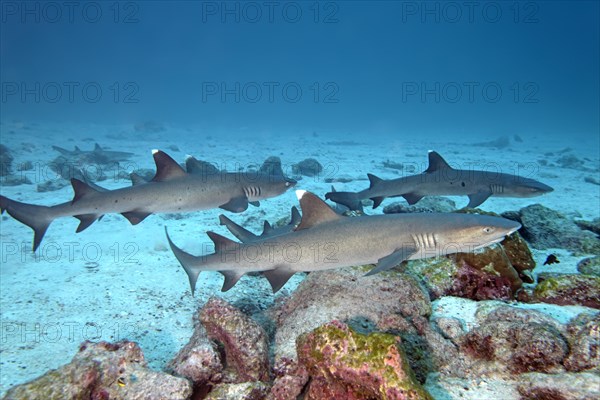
[
  {"xmin": 0, "ymin": 150, "xmax": 296, "ymax": 251},
  {"xmin": 165, "ymin": 190, "xmax": 521, "ymax": 294},
  {"xmin": 325, "ymin": 151, "xmax": 553, "ymax": 210},
  {"xmin": 218, "ymin": 206, "xmax": 301, "ymax": 243}
]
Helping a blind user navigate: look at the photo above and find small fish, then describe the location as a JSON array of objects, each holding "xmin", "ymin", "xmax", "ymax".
[{"xmin": 543, "ymin": 254, "xmax": 560, "ymax": 265}]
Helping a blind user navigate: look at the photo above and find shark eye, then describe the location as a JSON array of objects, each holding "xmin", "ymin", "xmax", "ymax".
[{"xmin": 483, "ymin": 227, "xmax": 495, "ymax": 234}]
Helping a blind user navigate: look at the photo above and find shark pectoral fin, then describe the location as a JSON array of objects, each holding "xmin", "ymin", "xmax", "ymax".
[
  {"xmin": 466, "ymin": 190, "xmax": 492, "ymax": 208},
  {"xmin": 371, "ymin": 196, "xmax": 386, "ymax": 209},
  {"xmin": 365, "ymin": 246, "xmax": 418, "ymax": 276},
  {"xmin": 75, "ymin": 214, "xmax": 103, "ymax": 232},
  {"xmin": 402, "ymin": 192, "xmax": 424, "ymax": 205},
  {"xmin": 122, "ymin": 210, "xmax": 151, "ymax": 225},
  {"xmin": 263, "ymin": 269, "xmax": 295, "ymax": 293},
  {"xmin": 250, "ymin": 201, "xmax": 260, "ymax": 207},
  {"xmin": 219, "ymin": 196, "xmax": 249, "ymax": 213},
  {"xmin": 220, "ymin": 270, "xmax": 245, "ymax": 292}
]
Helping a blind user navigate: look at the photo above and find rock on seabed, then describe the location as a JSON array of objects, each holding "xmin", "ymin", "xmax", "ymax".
[{"xmin": 296, "ymin": 321, "xmax": 433, "ymax": 400}]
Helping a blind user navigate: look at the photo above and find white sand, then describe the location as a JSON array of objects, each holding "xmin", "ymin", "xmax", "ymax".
[{"xmin": 0, "ymin": 122, "xmax": 598, "ymax": 396}]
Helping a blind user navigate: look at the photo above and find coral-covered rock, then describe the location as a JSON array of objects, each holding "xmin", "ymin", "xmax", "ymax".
[
  {"xmin": 167, "ymin": 312, "xmax": 222, "ymax": 388},
  {"xmin": 205, "ymin": 381, "xmax": 270, "ymax": 400},
  {"xmin": 270, "ymin": 266, "xmax": 431, "ymax": 364},
  {"xmin": 432, "ymin": 317, "xmax": 465, "ymax": 345},
  {"xmin": 518, "ymin": 204, "xmax": 600, "ymax": 254},
  {"xmin": 533, "ymin": 274, "xmax": 600, "ymax": 309},
  {"xmin": 500, "ymin": 230, "xmax": 536, "ymax": 282},
  {"xmin": 3, "ymin": 340, "xmax": 192, "ymax": 400},
  {"xmin": 563, "ymin": 313, "xmax": 600, "ymax": 372},
  {"xmin": 268, "ymin": 358, "xmax": 309, "ymax": 400},
  {"xmin": 383, "ymin": 197, "xmax": 457, "ymax": 214},
  {"xmin": 575, "ymin": 217, "xmax": 600, "ymax": 236},
  {"xmin": 408, "ymin": 256, "xmax": 515, "ymax": 301},
  {"xmin": 200, "ymin": 297, "xmax": 270, "ymax": 383},
  {"xmin": 0, "ymin": 144, "xmax": 14, "ymax": 176},
  {"xmin": 292, "ymin": 158, "xmax": 323, "ymax": 177},
  {"xmin": 517, "ymin": 372, "xmax": 600, "ymax": 400},
  {"xmin": 296, "ymin": 321, "xmax": 433, "ymax": 400},
  {"xmin": 405, "ymin": 257, "xmax": 458, "ymax": 299},
  {"xmin": 454, "ymin": 245, "xmax": 523, "ymax": 293},
  {"xmin": 578, "ymin": 256, "xmax": 600, "ymax": 277},
  {"xmin": 460, "ymin": 307, "xmax": 568, "ymax": 374}
]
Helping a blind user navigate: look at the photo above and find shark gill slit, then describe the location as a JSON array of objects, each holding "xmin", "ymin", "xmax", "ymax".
[
  {"xmin": 411, "ymin": 233, "xmax": 437, "ymax": 249},
  {"xmin": 491, "ymin": 184, "xmax": 504, "ymax": 194}
]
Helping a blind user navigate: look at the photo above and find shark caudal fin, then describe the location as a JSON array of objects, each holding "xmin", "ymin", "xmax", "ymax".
[
  {"xmin": 0, "ymin": 195, "xmax": 53, "ymax": 251},
  {"xmin": 165, "ymin": 227, "xmax": 246, "ymax": 295},
  {"xmin": 165, "ymin": 227, "xmax": 205, "ymax": 296},
  {"xmin": 324, "ymin": 190, "xmax": 363, "ymax": 211}
]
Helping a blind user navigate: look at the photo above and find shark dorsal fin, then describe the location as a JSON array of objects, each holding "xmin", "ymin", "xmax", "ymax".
[
  {"xmin": 71, "ymin": 178, "xmax": 100, "ymax": 204},
  {"xmin": 295, "ymin": 190, "xmax": 341, "ymax": 230},
  {"xmin": 262, "ymin": 221, "xmax": 273, "ymax": 235},
  {"xmin": 152, "ymin": 150, "xmax": 186, "ymax": 182},
  {"xmin": 290, "ymin": 206, "xmax": 301, "ymax": 226},
  {"xmin": 74, "ymin": 146, "xmax": 82, "ymax": 153},
  {"xmin": 130, "ymin": 172, "xmax": 147, "ymax": 186},
  {"xmin": 94, "ymin": 143, "xmax": 103, "ymax": 152},
  {"xmin": 425, "ymin": 151, "xmax": 453, "ymax": 173},
  {"xmin": 206, "ymin": 231, "xmax": 239, "ymax": 252},
  {"xmin": 367, "ymin": 173, "xmax": 384, "ymax": 189}
]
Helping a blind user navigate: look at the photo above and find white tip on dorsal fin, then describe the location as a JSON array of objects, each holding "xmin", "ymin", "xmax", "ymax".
[
  {"xmin": 295, "ymin": 190, "xmax": 341, "ymax": 231},
  {"xmin": 296, "ymin": 190, "xmax": 307, "ymax": 200},
  {"xmin": 152, "ymin": 149, "xmax": 159, "ymax": 154}
]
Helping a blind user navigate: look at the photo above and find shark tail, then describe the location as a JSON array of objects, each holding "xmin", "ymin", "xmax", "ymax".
[
  {"xmin": 165, "ymin": 228, "xmax": 245, "ymax": 295},
  {"xmin": 0, "ymin": 195, "xmax": 54, "ymax": 252},
  {"xmin": 218, "ymin": 214, "xmax": 259, "ymax": 243},
  {"xmin": 324, "ymin": 190, "xmax": 362, "ymax": 211}
]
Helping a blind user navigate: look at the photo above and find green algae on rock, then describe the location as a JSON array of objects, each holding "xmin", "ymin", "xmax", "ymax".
[
  {"xmin": 533, "ymin": 274, "xmax": 600, "ymax": 309},
  {"xmin": 296, "ymin": 321, "xmax": 433, "ymax": 400},
  {"xmin": 577, "ymin": 256, "xmax": 600, "ymax": 277}
]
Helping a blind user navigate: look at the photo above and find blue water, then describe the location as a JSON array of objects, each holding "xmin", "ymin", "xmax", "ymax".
[{"xmin": 1, "ymin": 1, "xmax": 598, "ymax": 142}]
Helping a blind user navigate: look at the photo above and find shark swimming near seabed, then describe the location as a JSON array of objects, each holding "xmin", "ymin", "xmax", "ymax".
[
  {"xmin": 325, "ymin": 151, "xmax": 554, "ymax": 210},
  {"xmin": 218, "ymin": 206, "xmax": 302, "ymax": 243},
  {"xmin": 52, "ymin": 143, "xmax": 135, "ymax": 163},
  {"xmin": 165, "ymin": 190, "xmax": 521, "ymax": 295},
  {"xmin": 0, "ymin": 150, "xmax": 296, "ymax": 251}
]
